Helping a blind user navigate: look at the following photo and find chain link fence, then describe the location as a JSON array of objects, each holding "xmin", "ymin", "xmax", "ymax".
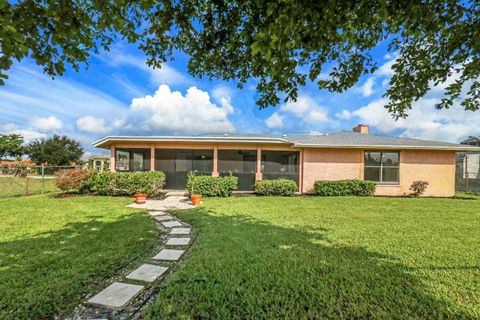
[
  {"xmin": 0, "ymin": 165, "xmax": 78, "ymax": 198},
  {"xmin": 456, "ymin": 153, "xmax": 480, "ymax": 193}
]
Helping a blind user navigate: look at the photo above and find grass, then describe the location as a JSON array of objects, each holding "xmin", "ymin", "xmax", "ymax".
[
  {"xmin": 145, "ymin": 195, "xmax": 480, "ymax": 319},
  {"xmin": 0, "ymin": 176, "xmax": 58, "ymax": 197},
  {"xmin": 0, "ymin": 195, "xmax": 158, "ymax": 319}
]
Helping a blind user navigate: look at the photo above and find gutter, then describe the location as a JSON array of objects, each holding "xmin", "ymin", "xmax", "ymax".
[
  {"xmin": 294, "ymin": 143, "xmax": 480, "ymax": 152},
  {"xmin": 92, "ymin": 135, "xmax": 292, "ymax": 147}
]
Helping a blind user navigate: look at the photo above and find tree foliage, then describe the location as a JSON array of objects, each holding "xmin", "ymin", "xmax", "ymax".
[
  {"xmin": 0, "ymin": 134, "xmax": 24, "ymax": 160},
  {"xmin": 26, "ymin": 135, "xmax": 84, "ymax": 165},
  {"xmin": 1, "ymin": 0, "xmax": 479, "ymax": 118}
]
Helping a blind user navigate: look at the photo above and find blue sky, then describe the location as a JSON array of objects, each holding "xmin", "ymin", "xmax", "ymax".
[{"xmin": 1, "ymin": 39, "xmax": 479, "ymax": 155}]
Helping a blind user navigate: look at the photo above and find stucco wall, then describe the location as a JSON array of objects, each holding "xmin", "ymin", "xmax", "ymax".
[
  {"xmin": 374, "ymin": 150, "xmax": 456, "ymax": 197},
  {"xmin": 301, "ymin": 148, "xmax": 456, "ymax": 197},
  {"xmin": 302, "ymin": 149, "xmax": 362, "ymax": 193}
]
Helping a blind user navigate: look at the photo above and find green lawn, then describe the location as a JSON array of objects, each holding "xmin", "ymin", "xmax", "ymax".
[
  {"xmin": 145, "ymin": 195, "xmax": 480, "ymax": 319},
  {"xmin": 0, "ymin": 176, "xmax": 58, "ymax": 197},
  {"xmin": 0, "ymin": 195, "xmax": 158, "ymax": 319}
]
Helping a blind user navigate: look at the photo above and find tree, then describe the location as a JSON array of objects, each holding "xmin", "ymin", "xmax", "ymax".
[
  {"xmin": 461, "ymin": 136, "xmax": 480, "ymax": 147},
  {"xmin": 26, "ymin": 135, "xmax": 84, "ymax": 165},
  {"xmin": 0, "ymin": 134, "xmax": 24, "ymax": 160},
  {"xmin": 1, "ymin": 1, "xmax": 479, "ymax": 118}
]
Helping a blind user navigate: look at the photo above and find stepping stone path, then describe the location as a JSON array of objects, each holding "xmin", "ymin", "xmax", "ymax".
[{"xmin": 73, "ymin": 196, "xmax": 196, "ymax": 319}]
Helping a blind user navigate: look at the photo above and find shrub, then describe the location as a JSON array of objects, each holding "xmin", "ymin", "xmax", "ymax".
[
  {"xmin": 254, "ymin": 179, "xmax": 298, "ymax": 196},
  {"xmin": 314, "ymin": 180, "xmax": 376, "ymax": 196},
  {"xmin": 82, "ymin": 171, "xmax": 166, "ymax": 197},
  {"xmin": 186, "ymin": 173, "xmax": 238, "ymax": 197},
  {"xmin": 55, "ymin": 168, "xmax": 90, "ymax": 192},
  {"xmin": 409, "ymin": 181, "xmax": 429, "ymax": 197}
]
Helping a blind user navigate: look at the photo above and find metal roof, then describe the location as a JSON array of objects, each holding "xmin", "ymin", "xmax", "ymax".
[{"xmin": 92, "ymin": 131, "xmax": 480, "ymax": 151}]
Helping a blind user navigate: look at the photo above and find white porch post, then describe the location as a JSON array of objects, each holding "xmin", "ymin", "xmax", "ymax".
[
  {"xmin": 255, "ymin": 145, "xmax": 262, "ymax": 181},
  {"xmin": 150, "ymin": 145, "xmax": 155, "ymax": 171},
  {"xmin": 212, "ymin": 145, "xmax": 219, "ymax": 176},
  {"xmin": 110, "ymin": 145, "xmax": 116, "ymax": 172}
]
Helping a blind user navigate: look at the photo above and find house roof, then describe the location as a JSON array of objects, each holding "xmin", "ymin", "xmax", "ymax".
[{"xmin": 92, "ymin": 131, "xmax": 480, "ymax": 151}]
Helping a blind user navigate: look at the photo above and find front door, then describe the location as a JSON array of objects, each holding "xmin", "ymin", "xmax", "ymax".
[{"xmin": 172, "ymin": 150, "xmax": 192, "ymax": 189}]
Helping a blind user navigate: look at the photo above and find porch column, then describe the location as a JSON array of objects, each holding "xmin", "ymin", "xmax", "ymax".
[
  {"xmin": 255, "ymin": 145, "xmax": 262, "ymax": 181},
  {"xmin": 110, "ymin": 145, "xmax": 116, "ymax": 172},
  {"xmin": 212, "ymin": 145, "xmax": 219, "ymax": 176},
  {"xmin": 150, "ymin": 145, "xmax": 155, "ymax": 171}
]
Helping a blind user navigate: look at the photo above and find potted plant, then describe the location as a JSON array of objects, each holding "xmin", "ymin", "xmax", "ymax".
[
  {"xmin": 187, "ymin": 171, "xmax": 202, "ymax": 206},
  {"xmin": 134, "ymin": 193, "xmax": 147, "ymax": 204}
]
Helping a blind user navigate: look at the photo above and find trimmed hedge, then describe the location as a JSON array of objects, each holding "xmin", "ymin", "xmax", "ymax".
[
  {"xmin": 81, "ymin": 171, "xmax": 166, "ymax": 197},
  {"xmin": 254, "ymin": 179, "xmax": 298, "ymax": 196},
  {"xmin": 186, "ymin": 174, "xmax": 238, "ymax": 197},
  {"xmin": 314, "ymin": 180, "xmax": 376, "ymax": 196}
]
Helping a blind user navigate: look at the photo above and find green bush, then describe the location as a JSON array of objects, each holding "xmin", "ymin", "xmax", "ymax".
[
  {"xmin": 254, "ymin": 179, "xmax": 298, "ymax": 196},
  {"xmin": 81, "ymin": 171, "xmax": 166, "ymax": 197},
  {"xmin": 55, "ymin": 168, "xmax": 90, "ymax": 192},
  {"xmin": 314, "ymin": 180, "xmax": 376, "ymax": 196},
  {"xmin": 186, "ymin": 173, "xmax": 238, "ymax": 197}
]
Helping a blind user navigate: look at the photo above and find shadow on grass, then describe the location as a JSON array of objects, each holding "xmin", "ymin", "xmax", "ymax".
[
  {"xmin": 145, "ymin": 206, "xmax": 472, "ymax": 319},
  {"xmin": 0, "ymin": 213, "xmax": 157, "ymax": 320}
]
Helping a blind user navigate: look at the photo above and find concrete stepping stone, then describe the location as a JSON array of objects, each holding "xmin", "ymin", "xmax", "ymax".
[
  {"xmin": 170, "ymin": 227, "xmax": 191, "ymax": 235},
  {"xmin": 166, "ymin": 237, "xmax": 191, "ymax": 246},
  {"xmin": 149, "ymin": 210, "xmax": 166, "ymax": 216},
  {"xmin": 126, "ymin": 264, "xmax": 168, "ymax": 282},
  {"xmin": 87, "ymin": 282, "xmax": 143, "ymax": 309},
  {"xmin": 153, "ymin": 249, "xmax": 185, "ymax": 261},
  {"xmin": 162, "ymin": 220, "xmax": 182, "ymax": 228},
  {"xmin": 153, "ymin": 214, "xmax": 175, "ymax": 221}
]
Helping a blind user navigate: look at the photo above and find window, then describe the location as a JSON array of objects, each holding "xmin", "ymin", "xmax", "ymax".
[{"xmin": 364, "ymin": 151, "xmax": 399, "ymax": 183}]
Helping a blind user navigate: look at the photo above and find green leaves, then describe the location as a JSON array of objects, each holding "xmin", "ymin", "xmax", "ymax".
[
  {"xmin": 25, "ymin": 135, "xmax": 84, "ymax": 165},
  {"xmin": 0, "ymin": 134, "xmax": 24, "ymax": 160},
  {"xmin": 1, "ymin": 0, "xmax": 479, "ymax": 117}
]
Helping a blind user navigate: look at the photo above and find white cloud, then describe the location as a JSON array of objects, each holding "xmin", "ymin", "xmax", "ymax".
[
  {"xmin": 360, "ymin": 78, "xmax": 375, "ymax": 97},
  {"xmin": 101, "ymin": 49, "xmax": 187, "ymax": 86},
  {"xmin": 31, "ymin": 116, "xmax": 63, "ymax": 132},
  {"xmin": 0, "ymin": 65, "xmax": 126, "ymax": 135},
  {"xmin": 352, "ymin": 97, "xmax": 480, "ymax": 143},
  {"xmin": 1, "ymin": 124, "xmax": 46, "ymax": 142},
  {"xmin": 277, "ymin": 95, "xmax": 331, "ymax": 125},
  {"xmin": 335, "ymin": 109, "xmax": 351, "ymax": 120},
  {"xmin": 305, "ymin": 110, "xmax": 329, "ymax": 123},
  {"xmin": 265, "ymin": 113, "xmax": 284, "ymax": 129},
  {"xmin": 122, "ymin": 85, "xmax": 235, "ymax": 134},
  {"xmin": 211, "ymin": 85, "xmax": 235, "ymax": 114},
  {"xmin": 376, "ymin": 58, "xmax": 396, "ymax": 77},
  {"xmin": 76, "ymin": 116, "xmax": 110, "ymax": 134}
]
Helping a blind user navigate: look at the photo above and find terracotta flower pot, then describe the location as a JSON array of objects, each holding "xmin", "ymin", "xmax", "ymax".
[
  {"xmin": 191, "ymin": 194, "xmax": 202, "ymax": 206},
  {"xmin": 134, "ymin": 193, "xmax": 147, "ymax": 204}
]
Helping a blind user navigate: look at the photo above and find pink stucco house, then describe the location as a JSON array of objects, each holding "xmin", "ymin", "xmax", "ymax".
[{"xmin": 93, "ymin": 125, "xmax": 479, "ymax": 196}]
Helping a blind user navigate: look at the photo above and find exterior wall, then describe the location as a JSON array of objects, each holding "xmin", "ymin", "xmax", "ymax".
[
  {"xmin": 375, "ymin": 150, "xmax": 456, "ymax": 197},
  {"xmin": 106, "ymin": 141, "xmax": 457, "ymax": 197},
  {"xmin": 302, "ymin": 149, "xmax": 362, "ymax": 193},
  {"xmin": 301, "ymin": 148, "xmax": 456, "ymax": 197}
]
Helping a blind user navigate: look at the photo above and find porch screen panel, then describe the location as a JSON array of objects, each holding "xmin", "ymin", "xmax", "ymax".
[
  {"xmin": 155, "ymin": 149, "xmax": 213, "ymax": 189},
  {"xmin": 218, "ymin": 150, "xmax": 256, "ymax": 190},
  {"xmin": 261, "ymin": 151, "xmax": 299, "ymax": 185},
  {"xmin": 192, "ymin": 150, "xmax": 214, "ymax": 175},
  {"xmin": 115, "ymin": 148, "xmax": 150, "ymax": 171},
  {"xmin": 155, "ymin": 149, "xmax": 176, "ymax": 188}
]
